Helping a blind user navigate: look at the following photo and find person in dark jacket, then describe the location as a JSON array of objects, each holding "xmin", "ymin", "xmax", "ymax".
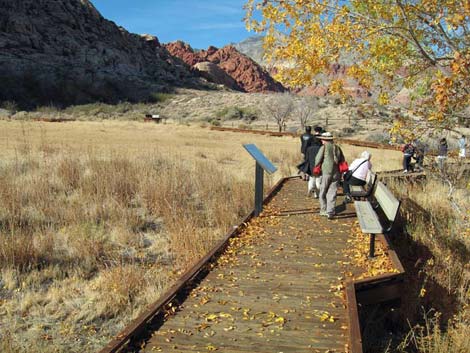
[
  {"xmin": 413, "ymin": 140, "xmax": 425, "ymax": 172},
  {"xmin": 300, "ymin": 126, "xmax": 314, "ymax": 156},
  {"xmin": 297, "ymin": 126, "xmax": 323, "ymax": 196},
  {"xmin": 402, "ymin": 142, "xmax": 415, "ymax": 173}
]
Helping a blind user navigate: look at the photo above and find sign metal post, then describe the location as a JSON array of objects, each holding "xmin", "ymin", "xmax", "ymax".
[{"xmin": 243, "ymin": 144, "xmax": 277, "ymax": 216}]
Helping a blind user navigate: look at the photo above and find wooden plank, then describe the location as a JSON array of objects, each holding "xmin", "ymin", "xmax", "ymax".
[
  {"xmin": 374, "ymin": 182, "xmax": 400, "ymax": 222},
  {"xmin": 346, "ymin": 282, "xmax": 363, "ymax": 353},
  {"xmin": 354, "ymin": 201, "xmax": 382, "ymax": 233},
  {"xmin": 141, "ymin": 178, "xmax": 352, "ymax": 353}
]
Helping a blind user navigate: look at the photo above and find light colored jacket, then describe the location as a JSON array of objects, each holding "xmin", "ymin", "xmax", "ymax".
[{"xmin": 349, "ymin": 158, "xmax": 371, "ymax": 181}]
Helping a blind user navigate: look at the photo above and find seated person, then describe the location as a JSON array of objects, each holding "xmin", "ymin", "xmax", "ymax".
[{"xmin": 343, "ymin": 151, "xmax": 372, "ymax": 203}]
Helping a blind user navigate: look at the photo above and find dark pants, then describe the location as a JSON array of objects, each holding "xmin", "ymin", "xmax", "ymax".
[
  {"xmin": 343, "ymin": 176, "xmax": 366, "ymax": 195},
  {"xmin": 415, "ymin": 155, "xmax": 423, "ymax": 169},
  {"xmin": 403, "ymin": 155, "xmax": 412, "ymax": 171}
]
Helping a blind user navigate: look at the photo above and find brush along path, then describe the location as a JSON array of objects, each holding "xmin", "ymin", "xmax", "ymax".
[{"xmin": 143, "ymin": 178, "xmax": 355, "ymax": 352}]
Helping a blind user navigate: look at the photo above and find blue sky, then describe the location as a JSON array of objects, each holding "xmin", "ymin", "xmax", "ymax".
[{"xmin": 91, "ymin": 0, "xmax": 254, "ymax": 49}]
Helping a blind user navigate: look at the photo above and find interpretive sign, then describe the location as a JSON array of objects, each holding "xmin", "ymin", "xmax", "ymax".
[
  {"xmin": 243, "ymin": 144, "xmax": 277, "ymax": 174},
  {"xmin": 243, "ymin": 144, "xmax": 278, "ymax": 216}
]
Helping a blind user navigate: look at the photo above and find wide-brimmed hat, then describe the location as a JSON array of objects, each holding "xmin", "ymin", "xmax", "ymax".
[{"xmin": 318, "ymin": 132, "xmax": 334, "ymax": 140}]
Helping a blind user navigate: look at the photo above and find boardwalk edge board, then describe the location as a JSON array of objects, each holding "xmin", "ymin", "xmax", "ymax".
[
  {"xmin": 98, "ymin": 176, "xmax": 294, "ymax": 353},
  {"xmin": 346, "ymin": 232, "xmax": 406, "ymax": 353}
]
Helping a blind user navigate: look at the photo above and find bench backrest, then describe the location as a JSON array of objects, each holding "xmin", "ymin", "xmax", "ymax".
[
  {"xmin": 366, "ymin": 171, "xmax": 377, "ymax": 188},
  {"xmin": 375, "ymin": 181, "xmax": 400, "ymax": 223}
]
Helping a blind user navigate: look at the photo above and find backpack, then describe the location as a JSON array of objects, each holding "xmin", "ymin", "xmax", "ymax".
[{"xmin": 403, "ymin": 144, "xmax": 414, "ymax": 155}]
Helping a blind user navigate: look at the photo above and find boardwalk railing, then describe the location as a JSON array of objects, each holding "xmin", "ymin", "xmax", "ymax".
[{"xmin": 210, "ymin": 126, "xmax": 402, "ymax": 151}]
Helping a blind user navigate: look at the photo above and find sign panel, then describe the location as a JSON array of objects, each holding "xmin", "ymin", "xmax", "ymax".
[{"xmin": 243, "ymin": 144, "xmax": 277, "ymax": 174}]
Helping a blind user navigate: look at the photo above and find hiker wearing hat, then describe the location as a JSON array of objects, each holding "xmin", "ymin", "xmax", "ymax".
[{"xmin": 314, "ymin": 132, "xmax": 346, "ymax": 219}]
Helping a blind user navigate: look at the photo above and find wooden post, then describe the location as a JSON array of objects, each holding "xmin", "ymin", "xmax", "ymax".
[{"xmin": 369, "ymin": 234, "xmax": 376, "ymax": 258}]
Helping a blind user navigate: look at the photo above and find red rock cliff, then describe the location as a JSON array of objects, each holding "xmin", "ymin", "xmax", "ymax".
[{"xmin": 165, "ymin": 42, "xmax": 285, "ymax": 93}]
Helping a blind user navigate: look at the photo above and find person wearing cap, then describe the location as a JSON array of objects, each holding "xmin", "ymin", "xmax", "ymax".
[
  {"xmin": 343, "ymin": 151, "xmax": 372, "ymax": 203},
  {"xmin": 314, "ymin": 132, "xmax": 346, "ymax": 219}
]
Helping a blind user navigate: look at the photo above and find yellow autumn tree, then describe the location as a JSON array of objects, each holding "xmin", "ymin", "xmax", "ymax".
[{"xmin": 244, "ymin": 0, "xmax": 470, "ymax": 134}]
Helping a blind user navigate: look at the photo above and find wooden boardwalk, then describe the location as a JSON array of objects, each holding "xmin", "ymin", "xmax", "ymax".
[{"xmin": 142, "ymin": 178, "xmax": 356, "ymax": 353}]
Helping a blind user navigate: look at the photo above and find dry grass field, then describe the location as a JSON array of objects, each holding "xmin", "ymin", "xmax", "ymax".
[
  {"xmin": 2, "ymin": 119, "xmax": 468, "ymax": 353},
  {"xmin": 0, "ymin": 120, "xmax": 403, "ymax": 352}
]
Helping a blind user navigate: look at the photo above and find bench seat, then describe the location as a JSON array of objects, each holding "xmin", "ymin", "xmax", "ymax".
[
  {"xmin": 355, "ymin": 201, "xmax": 382, "ymax": 234},
  {"xmin": 350, "ymin": 171, "xmax": 377, "ymax": 200},
  {"xmin": 351, "ymin": 185, "xmax": 365, "ymax": 193},
  {"xmin": 353, "ymin": 181, "xmax": 401, "ymax": 257}
]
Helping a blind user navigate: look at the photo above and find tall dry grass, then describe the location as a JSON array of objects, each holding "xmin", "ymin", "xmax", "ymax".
[
  {"xmin": 0, "ymin": 147, "xmax": 259, "ymax": 352},
  {"xmin": 388, "ymin": 177, "xmax": 470, "ymax": 353},
  {"xmin": 0, "ymin": 120, "xmax": 309, "ymax": 352},
  {"xmin": 0, "ymin": 120, "xmax": 402, "ymax": 352}
]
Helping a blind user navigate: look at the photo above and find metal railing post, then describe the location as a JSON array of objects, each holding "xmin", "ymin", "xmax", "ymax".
[{"xmin": 254, "ymin": 162, "xmax": 264, "ymax": 216}]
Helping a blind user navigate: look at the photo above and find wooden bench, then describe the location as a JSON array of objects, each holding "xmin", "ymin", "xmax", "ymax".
[
  {"xmin": 354, "ymin": 181, "xmax": 400, "ymax": 257},
  {"xmin": 144, "ymin": 114, "xmax": 165, "ymax": 123},
  {"xmin": 350, "ymin": 170, "xmax": 377, "ymax": 200}
]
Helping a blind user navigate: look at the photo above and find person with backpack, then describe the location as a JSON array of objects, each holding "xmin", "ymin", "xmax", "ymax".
[
  {"xmin": 343, "ymin": 151, "xmax": 372, "ymax": 203},
  {"xmin": 402, "ymin": 141, "xmax": 415, "ymax": 173},
  {"xmin": 297, "ymin": 126, "xmax": 323, "ymax": 197},
  {"xmin": 314, "ymin": 132, "xmax": 346, "ymax": 219}
]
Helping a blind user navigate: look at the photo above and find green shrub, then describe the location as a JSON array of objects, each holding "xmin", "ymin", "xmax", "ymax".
[
  {"xmin": 209, "ymin": 119, "xmax": 221, "ymax": 126},
  {"xmin": 35, "ymin": 105, "xmax": 60, "ymax": 113},
  {"xmin": 147, "ymin": 92, "xmax": 175, "ymax": 104},
  {"xmin": 366, "ymin": 132, "xmax": 391, "ymax": 144},
  {"xmin": 1, "ymin": 100, "xmax": 18, "ymax": 113},
  {"xmin": 216, "ymin": 106, "xmax": 258, "ymax": 121}
]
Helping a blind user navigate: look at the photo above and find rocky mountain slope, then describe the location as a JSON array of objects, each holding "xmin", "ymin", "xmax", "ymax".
[
  {"xmin": 164, "ymin": 41, "xmax": 285, "ymax": 93},
  {"xmin": 234, "ymin": 35, "xmax": 372, "ymax": 99},
  {"xmin": 0, "ymin": 0, "xmax": 200, "ymax": 108},
  {"xmin": 233, "ymin": 36, "xmax": 266, "ymax": 67}
]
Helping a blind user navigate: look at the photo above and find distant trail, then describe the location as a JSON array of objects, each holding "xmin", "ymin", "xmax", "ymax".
[{"xmin": 209, "ymin": 126, "xmax": 402, "ymax": 151}]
